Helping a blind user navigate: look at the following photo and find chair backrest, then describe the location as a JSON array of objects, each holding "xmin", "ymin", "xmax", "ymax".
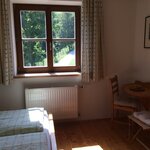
[{"xmin": 109, "ymin": 75, "xmax": 119, "ymax": 97}]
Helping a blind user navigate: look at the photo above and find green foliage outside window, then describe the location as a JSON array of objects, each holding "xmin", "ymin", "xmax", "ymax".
[
  {"xmin": 21, "ymin": 10, "xmax": 75, "ymax": 67},
  {"xmin": 21, "ymin": 11, "xmax": 46, "ymax": 66}
]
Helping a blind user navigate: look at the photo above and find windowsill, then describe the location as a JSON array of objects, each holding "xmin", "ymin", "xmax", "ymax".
[{"xmin": 14, "ymin": 72, "xmax": 81, "ymax": 78}]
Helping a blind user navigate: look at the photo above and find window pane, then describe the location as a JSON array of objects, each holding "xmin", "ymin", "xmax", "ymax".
[
  {"xmin": 20, "ymin": 11, "xmax": 46, "ymax": 38},
  {"xmin": 52, "ymin": 12, "xmax": 75, "ymax": 38},
  {"xmin": 53, "ymin": 41, "xmax": 75, "ymax": 67},
  {"xmin": 22, "ymin": 41, "xmax": 47, "ymax": 67}
]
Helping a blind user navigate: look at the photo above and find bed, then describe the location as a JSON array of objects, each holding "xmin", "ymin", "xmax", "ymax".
[{"xmin": 0, "ymin": 107, "xmax": 57, "ymax": 150}]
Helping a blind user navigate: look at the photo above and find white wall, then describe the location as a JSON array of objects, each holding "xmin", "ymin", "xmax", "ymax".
[
  {"xmin": 133, "ymin": 0, "xmax": 150, "ymax": 81},
  {"xmin": 0, "ymin": 0, "xmax": 137, "ymax": 120},
  {"xmin": 104, "ymin": 0, "xmax": 136, "ymax": 83}
]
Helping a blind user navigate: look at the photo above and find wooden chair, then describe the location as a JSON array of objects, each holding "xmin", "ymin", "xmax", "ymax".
[
  {"xmin": 109, "ymin": 75, "xmax": 137, "ymax": 121},
  {"xmin": 128, "ymin": 111, "xmax": 150, "ymax": 150}
]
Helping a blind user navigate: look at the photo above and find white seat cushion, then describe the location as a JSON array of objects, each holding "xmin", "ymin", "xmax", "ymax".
[
  {"xmin": 133, "ymin": 111, "xmax": 150, "ymax": 126},
  {"xmin": 114, "ymin": 95, "xmax": 137, "ymax": 108}
]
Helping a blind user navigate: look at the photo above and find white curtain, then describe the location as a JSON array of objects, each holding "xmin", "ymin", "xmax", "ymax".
[
  {"xmin": 0, "ymin": 0, "xmax": 13, "ymax": 85},
  {"xmin": 81, "ymin": 0, "xmax": 104, "ymax": 83}
]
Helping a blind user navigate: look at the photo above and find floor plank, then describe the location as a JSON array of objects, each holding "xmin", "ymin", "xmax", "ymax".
[{"xmin": 55, "ymin": 119, "xmax": 149, "ymax": 150}]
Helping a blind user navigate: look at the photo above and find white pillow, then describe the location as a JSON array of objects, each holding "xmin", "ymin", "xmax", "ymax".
[{"xmin": 133, "ymin": 111, "xmax": 150, "ymax": 126}]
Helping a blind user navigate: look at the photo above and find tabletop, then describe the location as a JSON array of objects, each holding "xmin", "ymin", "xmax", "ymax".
[
  {"xmin": 123, "ymin": 83, "xmax": 150, "ymax": 98},
  {"xmin": 123, "ymin": 82, "xmax": 150, "ymax": 110}
]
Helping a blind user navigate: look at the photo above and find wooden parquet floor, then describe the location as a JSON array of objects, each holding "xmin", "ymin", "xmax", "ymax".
[{"xmin": 55, "ymin": 119, "xmax": 148, "ymax": 150}]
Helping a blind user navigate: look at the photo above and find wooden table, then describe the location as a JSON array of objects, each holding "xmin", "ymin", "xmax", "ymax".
[{"xmin": 123, "ymin": 83, "xmax": 150, "ymax": 110}]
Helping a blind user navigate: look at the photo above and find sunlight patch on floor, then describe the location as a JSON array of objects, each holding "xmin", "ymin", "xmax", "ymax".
[{"xmin": 72, "ymin": 145, "xmax": 103, "ymax": 150}]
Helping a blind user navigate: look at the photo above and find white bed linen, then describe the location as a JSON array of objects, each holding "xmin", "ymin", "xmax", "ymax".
[
  {"xmin": 133, "ymin": 111, "xmax": 150, "ymax": 126},
  {"xmin": 0, "ymin": 109, "xmax": 57, "ymax": 150},
  {"xmin": 45, "ymin": 113, "xmax": 57, "ymax": 150},
  {"xmin": 0, "ymin": 132, "xmax": 50, "ymax": 150},
  {"xmin": 0, "ymin": 108, "xmax": 44, "ymax": 136}
]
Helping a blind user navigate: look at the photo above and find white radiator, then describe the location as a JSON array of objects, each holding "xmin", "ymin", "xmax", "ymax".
[{"xmin": 25, "ymin": 86, "xmax": 78, "ymax": 120}]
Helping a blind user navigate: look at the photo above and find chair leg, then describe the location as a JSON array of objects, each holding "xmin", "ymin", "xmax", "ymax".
[
  {"xmin": 136, "ymin": 138, "xmax": 150, "ymax": 150},
  {"xmin": 130, "ymin": 128, "xmax": 142, "ymax": 143},
  {"xmin": 112, "ymin": 107, "xmax": 114, "ymax": 121},
  {"xmin": 128, "ymin": 118, "xmax": 131, "ymax": 140},
  {"xmin": 131, "ymin": 124, "xmax": 150, "ymax": 150},
  {"xmin": 128, "ymin": 118, "xmax": 142, "ymax": 142}
]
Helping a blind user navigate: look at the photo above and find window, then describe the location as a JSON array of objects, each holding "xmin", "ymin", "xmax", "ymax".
[{"xmin": 13, "ymin": 4, "xmax": 81, "ymax": 74}]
